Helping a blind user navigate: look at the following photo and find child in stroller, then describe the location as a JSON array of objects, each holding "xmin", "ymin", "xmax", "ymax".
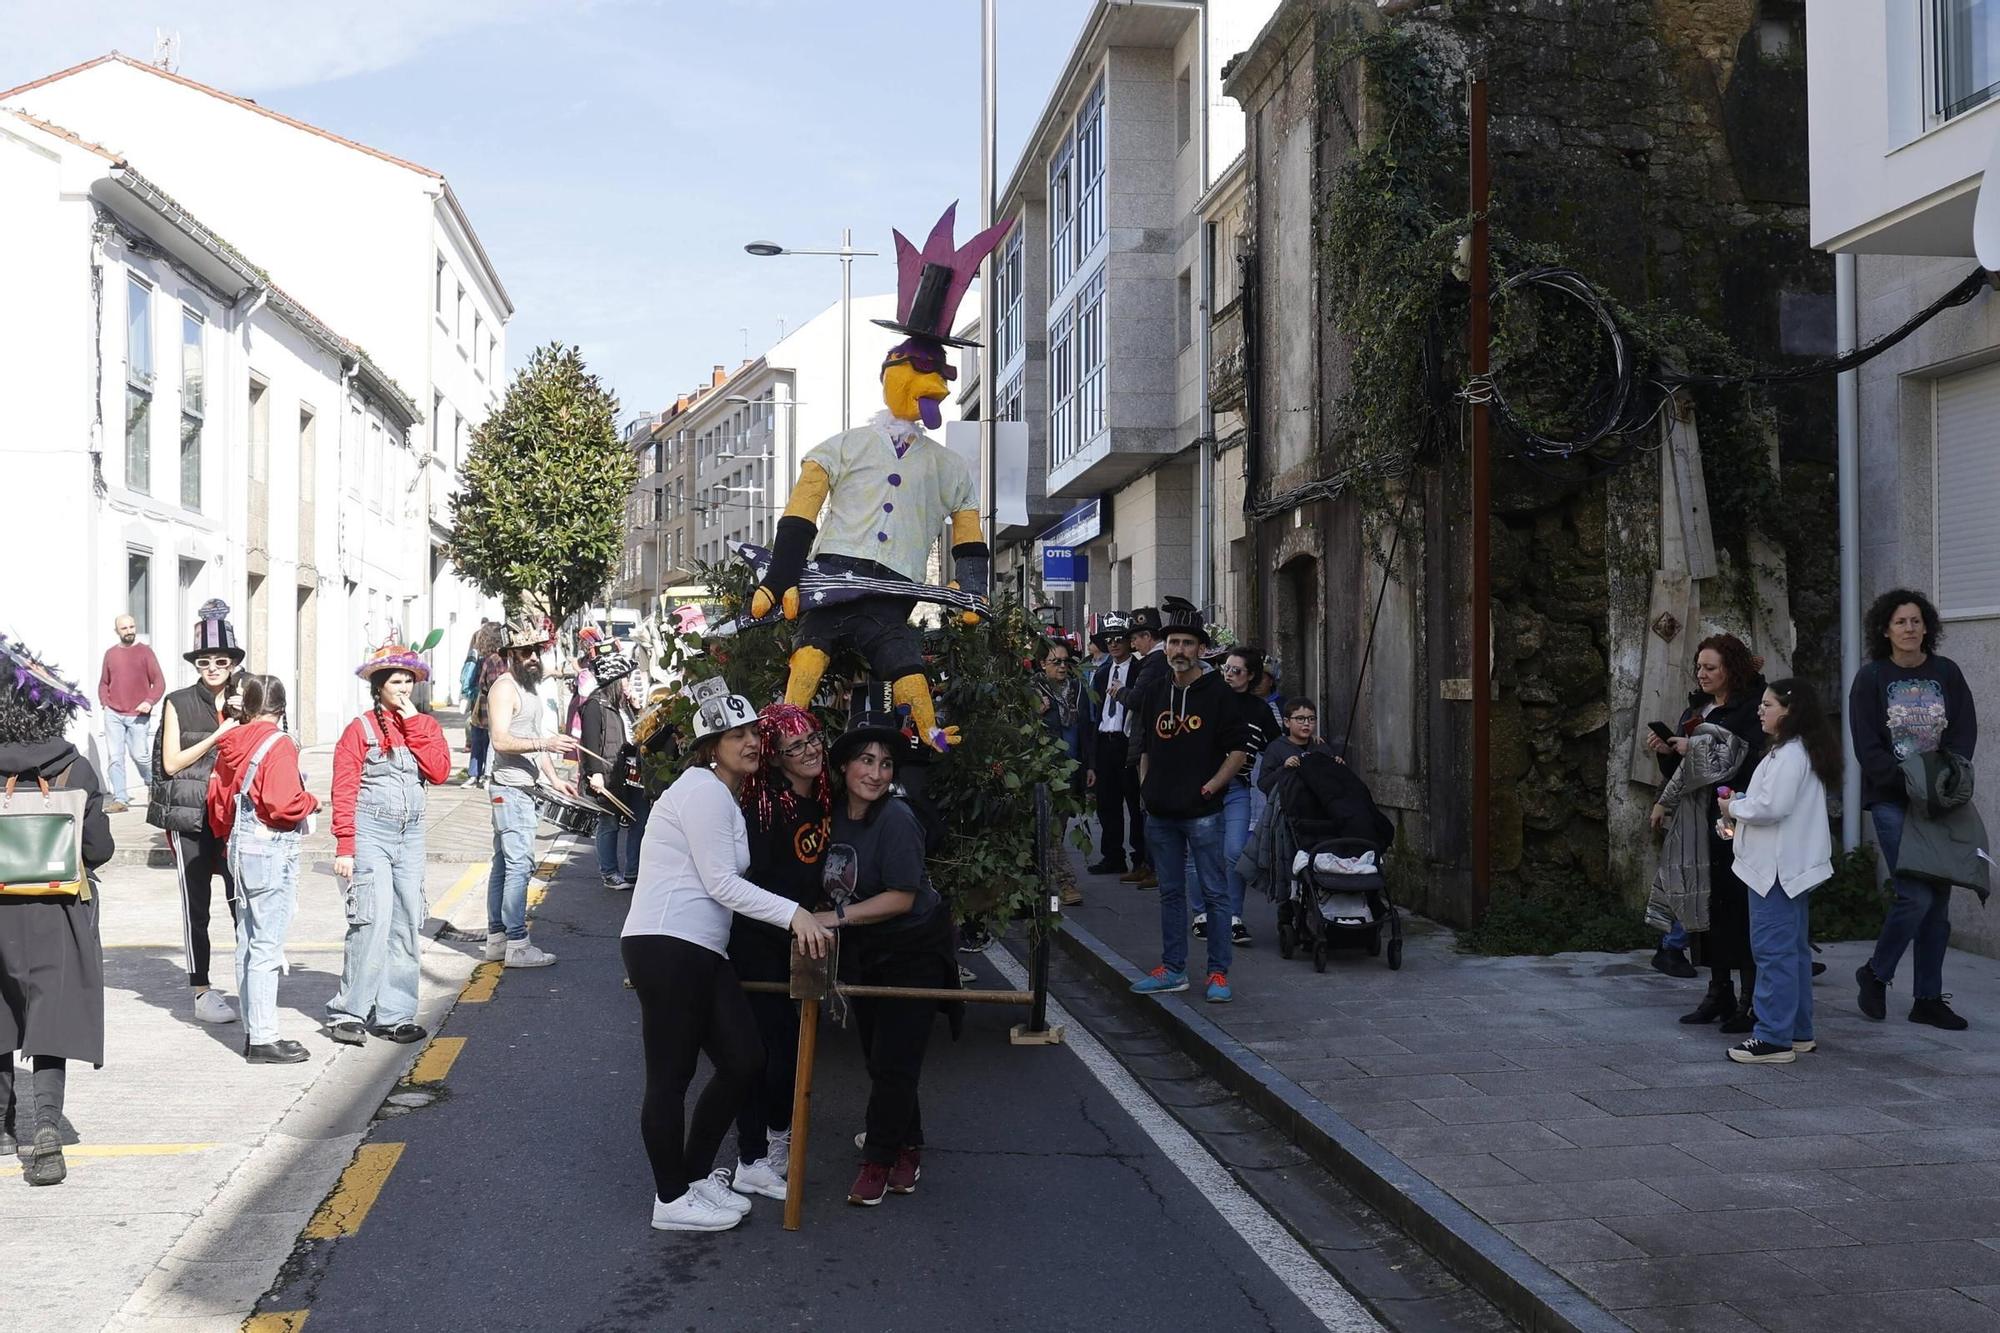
[{"xmin": 1242, "ymin": 748, "xmax": 1401, "ymax": 971}]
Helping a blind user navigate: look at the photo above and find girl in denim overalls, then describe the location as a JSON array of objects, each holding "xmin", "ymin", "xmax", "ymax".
[
  {"xmin": 204, "ymin": 675, "xmax": 318, "ymax": 1065},
  {"xmin": 326, "ymin": 644, "xmax": 451, "ymax": 1046}
]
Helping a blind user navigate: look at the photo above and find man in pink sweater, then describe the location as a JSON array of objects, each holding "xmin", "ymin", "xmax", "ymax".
[{"xmin": 98, "ymin": 615, "xmax": 165, "ymax": 812}]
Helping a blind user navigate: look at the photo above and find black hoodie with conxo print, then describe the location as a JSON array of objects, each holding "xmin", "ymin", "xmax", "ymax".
[{"xmin": 1134, "ymin": 670, "xmax": 1250, "ymax": 820}]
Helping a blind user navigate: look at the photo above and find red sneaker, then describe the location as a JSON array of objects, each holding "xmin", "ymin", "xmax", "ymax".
[
  {"xmin": 847, "ymin": 1160, "xmax": 890, "ymax": 1206},
  {"xmin": 887, "ymin": 1147, "xmax": 922, "ymax": 1195}
]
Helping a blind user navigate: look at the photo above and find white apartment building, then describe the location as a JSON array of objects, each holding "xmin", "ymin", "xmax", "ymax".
[
  {"xmin": 0, "ymin": 111, "xmax": 420, "ymax": 747},
  {"xmin": 988, "ymin": 0, "xmax": 1274, "ymax": 630},
  {"xmin": 1809, "ymin": 1, "xmax": 2000, "ymax": 954},
  {"xmin": 4, "ymin": 54, "xmax": 511, "ymax": 702}
]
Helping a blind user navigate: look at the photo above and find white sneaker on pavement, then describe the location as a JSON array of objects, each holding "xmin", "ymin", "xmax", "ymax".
[
  {"xmin": 694, "ymin": 1168, "xmax": 753, "ymax": 1215},
  {"xmin": 505, "ymin": 939, "xmax": 557, "ymax": 968},
  {"xmin": 482, "ymin": 932, "xmax": 507, "ymax": 962},
  {"xmin": 651, "ymin": 1188, "xmax": 740, "ymax": 1232},
  {"xmin": 193, "ymin": 990, "xmax": 239, "ymax": 1024},
  {"xmin": 732, "ymin": 1157, "xmax": 787, "ymax": 1200}
]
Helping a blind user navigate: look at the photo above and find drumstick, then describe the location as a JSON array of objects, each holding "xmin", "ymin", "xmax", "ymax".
[{"xmin": 595, "ymin": 788, "xmax": 635, "ymax": 821}]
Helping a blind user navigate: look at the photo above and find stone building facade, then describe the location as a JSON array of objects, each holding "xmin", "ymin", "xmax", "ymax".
[{"xmin": 1223, "ymin": 0, "xmax": 1832, "ymax": 926}]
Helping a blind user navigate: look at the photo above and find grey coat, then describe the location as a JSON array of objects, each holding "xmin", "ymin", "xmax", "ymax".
[
  {"xmin": 1896, "ymin": 751, "xmax": 1992, "ymax": 903},
  {"xmin": 1646, "ymin": 723, "xmax": 1750, "ymax": 933}
]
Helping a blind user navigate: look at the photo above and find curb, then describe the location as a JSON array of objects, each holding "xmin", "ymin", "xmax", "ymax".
[{"xmin": 1051, "ymin": 917, "xmax": 1628, "ymax": 1333}]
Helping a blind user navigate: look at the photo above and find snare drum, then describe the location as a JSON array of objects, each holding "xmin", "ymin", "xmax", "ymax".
[{"xmin": 533, "ymin": 790, "xmax": 599, "ymax": 835}]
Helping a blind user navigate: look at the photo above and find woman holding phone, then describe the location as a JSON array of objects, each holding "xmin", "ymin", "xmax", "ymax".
[{"xmin": 1644, "ymin": 634, "xmax": 1764, "ymax": 1030}]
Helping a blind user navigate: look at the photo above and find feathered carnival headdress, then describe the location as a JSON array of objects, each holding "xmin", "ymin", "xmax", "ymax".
[
  {"xmin": 743, "ymin": 702, "xmax": 830, "ymax": 831},
  {"xmin": 0, "ymin": 633, "xmax": 92, "ymax": 722}
]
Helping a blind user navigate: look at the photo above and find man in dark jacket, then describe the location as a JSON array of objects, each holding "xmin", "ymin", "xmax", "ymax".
[
  {"xmin": 1089, "ymin": 613, "xmax": 1143, "ymax": 876},
  {"xmin": 1128, "ymin": 603, "xmax": 1251, "ymax": 1003}
]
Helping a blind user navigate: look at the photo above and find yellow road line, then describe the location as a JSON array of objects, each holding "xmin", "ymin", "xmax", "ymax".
[
  {"xmin": 459, "ymin": 961, "xmax": 501, "ymax": 1003},
  {"xmin": 0, "ymin": 1141, "xmax": 221, "ymax": 1173},
  {"xmin": 431, "ymin": 860, "xmax": 490, "ymax": 922},
  {"xmin": 303, "ymin": 1142, "xmax": 404, "ymax": 1240},
  {"xmin": 405, "ymin": 1035, "xmax": 466, "ymax": 1085},
  {"xmin": 243, "ymin": 1313, "xmax": 308, "ymax": 1332},
  {"xmin": 527, "ymin": 884, "xmax": 547, "ymax": 910},
  {"xmin": 535, "ymin": 860, "xmax": 559, "ymax": 879}
]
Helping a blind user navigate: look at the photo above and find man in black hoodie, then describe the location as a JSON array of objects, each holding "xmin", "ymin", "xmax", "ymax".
[{"xmin": 1128, "ymin": 605, "xmax": 1251, "ymax": 1003}]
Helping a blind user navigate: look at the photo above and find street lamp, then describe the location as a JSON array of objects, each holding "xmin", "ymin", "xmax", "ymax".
[{"xmin": 743, "ymin": 230, "xmax": 877, "ymax": 431}]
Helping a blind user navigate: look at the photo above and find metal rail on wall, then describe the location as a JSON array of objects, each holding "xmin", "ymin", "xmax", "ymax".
[{"xmin": 739, "ymin": 779, "xmax": 1065, "ymax": 1231}]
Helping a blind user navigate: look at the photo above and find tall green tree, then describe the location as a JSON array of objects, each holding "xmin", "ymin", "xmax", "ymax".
[{"xmin": 445, "ymin": 343, "xmax": 636, "ymax": 630}]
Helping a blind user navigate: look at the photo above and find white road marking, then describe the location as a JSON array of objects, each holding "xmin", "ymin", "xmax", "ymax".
[{"xmin": 984, "ymin": 946, "xmax": 1382, "ymax": 1333}]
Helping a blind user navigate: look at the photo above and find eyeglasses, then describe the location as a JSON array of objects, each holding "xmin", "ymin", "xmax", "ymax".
[
  {"xmin": 193, "ymin": 656, "xmax": 233, "ymax": 669},
  {"xmin": 1287, "ymin": 714, "xmax": 1317, "ymax": 725},
  {"xmin": 1220, "ymin": 664, "xmax": 1248, "ymax": 677},
  {"xmin": 778, "ymin": 735, "xmax": 826, "ymax": 758},
  {"xmin": 1046, "ymin": 657, "xmax": 1071, "ymax": 667}
]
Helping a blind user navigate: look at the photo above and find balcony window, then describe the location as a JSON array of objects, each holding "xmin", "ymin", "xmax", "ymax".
[
  {"xmin": 180, "ymin": 310, "xmax": 203, "ymax": 510},
  {"xmin": 1049, "ymin": 306, "xmax": 1077, "ymax": 467},
  {"xmin": 1076, "ymin": 78, "xmax": 1105, "ymax": 263},
  {"xmin": 1930, "ymin": 0, "xmax": 2000, "ymax": 122},
  {"xmin": 1048, "ymin": 132, "xmax": 1076, "ymax": 299},
  {"xmin": 1077, "ymin": 270, "xmax": 1105, "ymax": 444}
]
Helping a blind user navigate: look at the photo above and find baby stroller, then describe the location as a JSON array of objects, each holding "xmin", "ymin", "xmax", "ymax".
[{"xmin": 1265, "ymin": 754, "xmax": 1401, "ymax": 972}]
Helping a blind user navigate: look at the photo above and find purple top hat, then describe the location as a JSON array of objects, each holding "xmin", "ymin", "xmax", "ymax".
[
  {"xmin": 873, "ymin": 203, "xmax": 1015, "ymax": 352},
  {"xmin": 185, "ymin": 598, "xmax": 245, "ymax": 665}
]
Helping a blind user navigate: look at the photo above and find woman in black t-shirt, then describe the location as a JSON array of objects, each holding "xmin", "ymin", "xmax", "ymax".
[
  {"xmin": 725, "ymin": 704, "xmax": 831, "ymax": 1200},
  {"xmin": 817, "ymin": 697, "xmax": 956, "ymax": 1207}
]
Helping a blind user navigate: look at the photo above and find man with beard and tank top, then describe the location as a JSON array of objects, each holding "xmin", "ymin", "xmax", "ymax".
[{"xmin": 481, "ymin": 618, "xmax": 579, "ymax": 968}]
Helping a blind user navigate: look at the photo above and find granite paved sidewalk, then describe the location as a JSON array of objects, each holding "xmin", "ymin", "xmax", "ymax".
[{"xmin": 1060, "ymin": 848, "xmax": 2000, "ymax": 1332}]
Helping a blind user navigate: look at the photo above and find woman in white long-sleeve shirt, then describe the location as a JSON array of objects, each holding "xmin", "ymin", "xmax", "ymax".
[
  {"xmin": 1722, "ymin": 678, "xmax": 1842, "ymax": 1066},
  {"xmin": 622, "ymin": 679, "xmax": 833, "ymax": 1232}
]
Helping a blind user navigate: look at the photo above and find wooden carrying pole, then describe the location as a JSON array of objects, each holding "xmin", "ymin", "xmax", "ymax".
[{"xmin": 781, "ymin": 950, "xmax": 828, "ymax": 1232}]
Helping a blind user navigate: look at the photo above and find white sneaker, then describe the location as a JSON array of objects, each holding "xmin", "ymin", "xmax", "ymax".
[
  {"xmin": 194, "ymin": 990, "xmax": 239, "ymax": 1024},
  {"xmin": 505, "ymin": 939, "xmax": 556, "ymax": 968},
  {"xmin": 731, "ymin": 1156, "xmax": 787, "ymax": 1200},
  {"xmin": 694, "ymin": 1168, "xmax": 752, "ymax": 1215},
  {"xmin": 482, "ymin": 933, "xmax": 507, "ymax": 962},
  {"xmin": 650, "ymin": 1188, "xmax": 740, "ymax": 1232},
  {"xmin": 765, "ymin": 1127, "xmax": 792, "ymax": 1177}
]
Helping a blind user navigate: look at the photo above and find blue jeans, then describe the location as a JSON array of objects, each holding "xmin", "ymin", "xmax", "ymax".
[
  {"xmin": 1222, "ymin": 783, "xmax": 1253, "ymax": 921},
  {"xmin": 1868, "ymin": 803, "xmax": 1951, "ymax": 1000},
  {"xmin": 329, "ymin": 807, "xmax": 427, "ymax": 1027},
  {"xmin": 1750, "ymin": 885, "xmax": 1814, "ymax": 1047},
  {"xmin": 229, "ymin": 826, "xmax": 301, "ymax": 1047},
  {"xmin": 1147, "ymin": 811, "xmax": 1231, "ymax": 977},
  {"xmin": 595, "ymin": 788, "xmax": 651, "ymax": 878},
  {"xmin": 487, "ymin": 785, "xmax": 537, "ymax": 941},
  {"xmin": 466, "ymin": 725, "xmax": 490, "ymax": 779},
  {"xmin": 105, "ymin": 710, "xmax": 152, "ymax": 802}
]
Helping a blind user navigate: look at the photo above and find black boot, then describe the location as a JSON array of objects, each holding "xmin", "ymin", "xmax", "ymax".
[
  {"xmin": 1680, "ymin": 974, "xmax": 1736, "ymax": 1025},
  {"xmin": 1720, "ymin": 967, "xmax": 1758, "ymax": 1034},
  {"xmin": 1652, "ymin": 945, "xmax": 1698, "ymax": 979}
]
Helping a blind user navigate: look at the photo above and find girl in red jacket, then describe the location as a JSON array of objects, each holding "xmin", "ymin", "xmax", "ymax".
[
  {"xmin": 324, "ymin": 643, "xmax": 452, "ymax": 1046},
  {"xmin": 205, "ymin": 675, "xmax": 318, "ymax": 1065}
]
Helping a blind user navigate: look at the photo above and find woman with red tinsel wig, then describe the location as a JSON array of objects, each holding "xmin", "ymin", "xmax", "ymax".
[{"xmin": 723, "ymin": 703, "xmax": 831, "ymax": 1202}]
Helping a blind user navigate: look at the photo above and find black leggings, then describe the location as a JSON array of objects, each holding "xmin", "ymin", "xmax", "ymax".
[
  {"xmin": 732, "ymin": 941, "xmax": 800, "ymax": 1166},
  {"xmin": 0, "ymin": 1053, "xmax": 67, "ymax": 1134},
  {"xmin": 621, "ymin": 934, "xmax": 764, "ymax": 1202},
  {"xmin": 170, "ymin": 827, "xmax": 238, "ymax": 988}
]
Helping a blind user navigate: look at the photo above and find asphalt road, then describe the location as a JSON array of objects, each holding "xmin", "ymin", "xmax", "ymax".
[{"xmin": 260, "ymin": 853, "xmax": 1380, "ymax": 1333}]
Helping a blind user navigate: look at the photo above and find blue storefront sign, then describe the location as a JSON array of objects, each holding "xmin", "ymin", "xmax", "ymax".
[{"xmin": 1041, "ymin": 545, "xmax": 1088, "ymax": 591}]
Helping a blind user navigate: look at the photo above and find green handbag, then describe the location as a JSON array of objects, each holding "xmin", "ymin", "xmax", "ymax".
[{"xmin": 0, "ymin": 768, "xmax": 89, "ymax": 901}]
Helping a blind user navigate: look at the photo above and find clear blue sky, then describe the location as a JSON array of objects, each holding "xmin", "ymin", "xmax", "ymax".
[{"xmin": 2, "ymin": 0, "xmax": 1092, "ymax": 422}]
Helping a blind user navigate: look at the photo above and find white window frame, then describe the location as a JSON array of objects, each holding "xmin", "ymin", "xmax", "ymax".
[
  {"xmin": 1923, "ymin": 0, "xmax": 2000, "ymax": 128},
  {"xmin": 180, "ymin": 307, "xmax": 204, "ymax": 511},
  {"xmin": 1932, "ymin": 363, "xmax": 2000, "ymax": 619},
  {"xmin": 1048, "ymin": 130, "xmax": 1076, "ymax": 300},
  {"xmin": 1076, "ymin": 270, "xmax": 1106, "ymax": 445},
  {"xmin": 1076, "ymin": 77, "xmax": 1106, "ymax": 264}
]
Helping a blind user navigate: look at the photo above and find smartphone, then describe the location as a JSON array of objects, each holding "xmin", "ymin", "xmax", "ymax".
[{"xmin": 1647, "ymin": 722, "xmax": 1676, "ymax": 742}]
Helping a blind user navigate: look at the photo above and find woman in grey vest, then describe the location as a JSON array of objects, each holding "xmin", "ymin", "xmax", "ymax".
[{"xmin": 148, "ymin": 599, "xmax": 245, "ymax": 1025}]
